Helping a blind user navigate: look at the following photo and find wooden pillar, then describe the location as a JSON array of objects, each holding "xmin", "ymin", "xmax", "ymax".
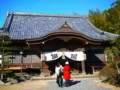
[
  {"xmin": 21, "ymin": 55, "xmax": 23, "ymax": 64},
  {"xmin": 40, "ymin": 52, "xmax": 44, "ymax": 76},
  {"xmin": 77, "ymin": 62, "xmax": 81, "ymax": 73},
  {"xmin": 82, "ymin": 60, "xmax": 86, "ymax": 74},
  {"xmin": 39, "ymin": 52, "xmax": 41, "ymax": 74},
  {"xmin": 41, "ymin": 61, "xmax": 43, "ymax": 72},
  {"xmin": 20, "ymin": 48, "xmax": 23, "ymax": 76},
  {"xmin": 20, "ymin": 54, "xmax": 23, "ymax": 76},
  {"xmin": 40, "ymin": 61, "xmax": 44, "ymax": 76},
  {"xmin": 92, "ymin": 66, "xmax": 95, "ymax": 74}
]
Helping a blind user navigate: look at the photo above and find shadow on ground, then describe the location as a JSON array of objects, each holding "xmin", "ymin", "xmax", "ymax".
[{"xmin": 70, "ymin": 80, "xmax": 81, "ymax": 86}]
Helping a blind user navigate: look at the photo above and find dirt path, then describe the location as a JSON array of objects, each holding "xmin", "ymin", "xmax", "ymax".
[{"xmin": 0, "ymin": 80, "xmax": 48, "ymax": 90}]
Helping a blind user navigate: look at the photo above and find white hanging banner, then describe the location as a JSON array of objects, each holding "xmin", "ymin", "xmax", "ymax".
[
  {"xmin": 41, "ymin": 52, "xmax": 63, "ymax": 61},
  {"xmin": 65, "ymin": 52, "xmax": 86, "ymax": 61},
  {"xmin": 41, "ymin": 51, "xmax": 86, "ymax": 61}
]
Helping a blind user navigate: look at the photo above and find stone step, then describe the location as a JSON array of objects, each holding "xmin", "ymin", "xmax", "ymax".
[{"xmin": 31, "ymin": 75, "xmax": 99, "ymax": 80}]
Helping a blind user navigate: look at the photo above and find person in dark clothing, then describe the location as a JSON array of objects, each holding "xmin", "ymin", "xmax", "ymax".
[{"xmin": 55, "ymin": 63, "xmax": 63, "ymax": 87}]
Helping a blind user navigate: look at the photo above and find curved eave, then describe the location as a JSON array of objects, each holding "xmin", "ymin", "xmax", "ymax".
[{"xmin": 26, "ymin": 32, "xmax": 104, "ymax": 43}]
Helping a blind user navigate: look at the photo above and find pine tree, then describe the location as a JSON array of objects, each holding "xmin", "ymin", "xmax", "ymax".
[{"xmin": 0, "ymin": 35, "xmax": 13, "ymax": 80}]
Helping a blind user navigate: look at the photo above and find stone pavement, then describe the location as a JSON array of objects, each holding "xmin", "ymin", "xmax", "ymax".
[{"xmin": 42, "ymin": 78, "xmax": 112, "ymax": 90}]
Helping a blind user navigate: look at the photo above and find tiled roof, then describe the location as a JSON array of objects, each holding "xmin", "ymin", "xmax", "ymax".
[
  {"xmin": 0, "ymin": 12, "xmax": 118, "ymax": 40},
  {"xmin": 49, "ymin": 21, "xmax": 80, "ymax": 34}
]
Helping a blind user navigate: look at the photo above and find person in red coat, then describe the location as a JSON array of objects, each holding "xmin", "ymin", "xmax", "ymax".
[{"xmin": 63, "ymin": 61, "xmax": 71, "ymax": 87}]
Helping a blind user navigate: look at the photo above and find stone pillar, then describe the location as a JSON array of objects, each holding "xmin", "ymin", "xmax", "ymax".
[{"xmin": 82, "ymin": 60, "xmax": 86, "ymax": 74}]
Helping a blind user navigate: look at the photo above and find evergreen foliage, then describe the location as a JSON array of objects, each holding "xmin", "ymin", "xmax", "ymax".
[
  {"xmin": 0, "ymin": 35, "xmax": 14, "ymax": 80},
  {"xmin": 89, "ymin": 0, "xmax": 120, "ymax": 74},
  {"xmin": 99, "ymin": 63, "xmax": 118, "ymax": 77},
  {"xmin": 89, "ymin": 1, "xmax": 120, "ymax": 87},
  {"xmin": 89, "ymin": 0, "xmax": 120, "ymax": 34}
]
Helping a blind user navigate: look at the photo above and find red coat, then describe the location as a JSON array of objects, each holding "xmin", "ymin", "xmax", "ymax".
[{"xmin": 63, "ymin": 65, "xmax": 71, "ymax": 80}]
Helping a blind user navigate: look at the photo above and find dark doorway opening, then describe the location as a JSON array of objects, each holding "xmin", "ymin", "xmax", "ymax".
[{"xmin": 45, "ymin": 56, "xmax": 82, "ymax": 75}]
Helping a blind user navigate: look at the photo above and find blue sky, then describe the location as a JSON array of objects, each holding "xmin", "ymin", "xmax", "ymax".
[{"xmin": 0, "ymin": 0, "xmax": 116, "ymax": 27}]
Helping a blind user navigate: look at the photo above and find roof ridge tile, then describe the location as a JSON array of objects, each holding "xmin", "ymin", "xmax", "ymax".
[{"xmin": 7, "ymin": 11, "xmax": 88, "ymax": 18}]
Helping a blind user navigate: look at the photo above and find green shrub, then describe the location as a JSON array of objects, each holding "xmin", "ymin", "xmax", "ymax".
[
  {"xmin": 111, "ymin": 75, "xmax": 120, "ymax": 86},
  {"xmin": 9, "ymin": 75, "xmax": 20, "ymax": 79},
  {"xmin": 104, "ymin": 74, "xmax": 120, "ymax": 87},
  {"xmin": 108, "ymin": 78, "xmax": 115, "ymax": 85},
  {"xmin": 109, "ymin": 62, "xmax": 117, "ymax": 69},
  {"xmin": 99, "ymin": 63, "xmax": 118, "ymax": 77},
  {"xmin": 7, "ymin": 75, "xmax": 21, "ymax": 83},
  {"xmin": 99, "ymin": 63, "xmax": 120, "ymax": 87}
]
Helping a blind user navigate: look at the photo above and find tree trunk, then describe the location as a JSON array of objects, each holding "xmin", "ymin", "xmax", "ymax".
[
  {"xmin": 116, "ymin": 63, "xmax": 120, "ymax": 74},
  {"xmin": 1, "ymin": 63, "xmax": 3, "ymax": 80},
  {"xmin": 1, "ymin": 37, "xmax": 4, "ymax": 80}
]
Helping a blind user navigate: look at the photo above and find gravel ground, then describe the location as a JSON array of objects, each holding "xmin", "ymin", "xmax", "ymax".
[
  {"xmin": 43, "ymin": 78, "xmax": 112, "ymax": 90},
  {"xmin": 1, "ymin": 78, "xmax": 119, "ymax": 90},
  {"xmin": 0, "ymin": 80, "xmax": 47, "ymax": 90}
]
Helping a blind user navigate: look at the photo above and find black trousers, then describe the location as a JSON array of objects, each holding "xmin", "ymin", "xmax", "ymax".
[{"xmin": 56, "ymin": 75, "xmax": 63, "ymax": 87}]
